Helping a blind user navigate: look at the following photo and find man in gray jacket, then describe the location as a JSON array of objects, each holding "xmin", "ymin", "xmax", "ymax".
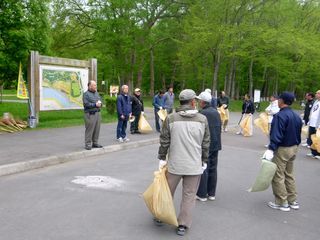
[
  {"xmin": 83, "ymin": 80, "xmax": 102, "ymax": 150},
  {"xmin": 157, "ymin": 89, "xmax": 210, "ymax": 236}
]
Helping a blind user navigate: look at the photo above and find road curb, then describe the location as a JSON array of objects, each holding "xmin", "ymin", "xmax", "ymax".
[{"xmin": 0, "ymin": 137, "xmax": 159, "ymax": 177}]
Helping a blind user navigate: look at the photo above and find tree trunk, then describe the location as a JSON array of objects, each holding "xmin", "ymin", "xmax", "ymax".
[
  {"xmin": 162, "ymin": 74, "xmax": 166, "ymax": 90},
  {"xmin": 136, "ymin": 55, "xmax": 144, "ymax": 88},
  {"xmin": 150, "ymin": 47, "xmax": 155, "ymax": 96},
  {"xmin": 249, "ymin": 58, "xmax": 254, "ymax": 97},
  {"xmin": 230, "ymin": 58, "xmax": 237, "ymax": 99},
  {"xmin": 212, "ymin": 50, "xmax": 220, "ymax": 93}
]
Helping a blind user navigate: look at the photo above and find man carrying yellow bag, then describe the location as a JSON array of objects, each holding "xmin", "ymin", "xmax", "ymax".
[{"xmin": 153, "ymin": 89, "xmax": 210, "ymax": 236}]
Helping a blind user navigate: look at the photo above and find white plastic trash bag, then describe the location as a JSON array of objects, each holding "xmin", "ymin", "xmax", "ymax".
[{"xmin": 248, "ymin": 160, "xmax": 277, "ymax": 192}]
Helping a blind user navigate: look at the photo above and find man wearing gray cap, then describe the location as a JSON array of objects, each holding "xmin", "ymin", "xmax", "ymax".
[
  {"xmin": 157, "ymin": 89, "xmax": 210, "ymax": 236},
  {"xmin": 195, "ymin": 91, "xmax": 222, "ymax": 202}
]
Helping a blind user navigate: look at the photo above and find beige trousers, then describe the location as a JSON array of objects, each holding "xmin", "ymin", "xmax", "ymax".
[
  {"xmin": 166, "ymin": 172, "xmax": 201, "ymax": 228},
  {"xmin": 272, "ymin": 145, "xmax": 298, "ymax": 205}
]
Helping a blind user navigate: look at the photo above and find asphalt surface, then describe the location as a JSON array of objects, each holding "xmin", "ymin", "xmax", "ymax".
[{"xmin": 0, "ymin": 134, "xmax": 319, "ymax": 240}]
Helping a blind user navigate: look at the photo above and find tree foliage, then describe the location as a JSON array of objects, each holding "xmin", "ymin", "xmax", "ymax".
[{"xmin": 1, "ymin": 0, "xmax": 320, "ymax": 98}]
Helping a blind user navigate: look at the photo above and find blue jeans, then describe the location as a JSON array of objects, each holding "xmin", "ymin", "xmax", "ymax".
[{"xmin": 117, "ymin": 118, "xmax": 128, "ymax": 139}]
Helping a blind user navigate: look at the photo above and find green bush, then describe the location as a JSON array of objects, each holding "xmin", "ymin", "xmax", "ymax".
[{"xmin": 105, "ymin": 96, "xmax": 117, "ymax": 114}]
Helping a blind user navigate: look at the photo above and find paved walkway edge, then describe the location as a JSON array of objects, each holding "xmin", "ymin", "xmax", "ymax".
[{"xmin": 0, "ymin": 138, "xmax": 159, "ymax": 177}]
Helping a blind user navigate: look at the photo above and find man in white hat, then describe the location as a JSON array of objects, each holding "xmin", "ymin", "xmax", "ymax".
[
  {"xmin": 195, "ymin": 91, "xmax": 222, "ymax": 202},
  {"xmin": 157, "ymin": 89, "xmax": 210, "ymax": 236}
]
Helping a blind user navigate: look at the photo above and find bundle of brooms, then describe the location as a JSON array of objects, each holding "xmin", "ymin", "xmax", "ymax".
[{"xmin": 0, "ymin": 113, "xmax": 28, "ymax": 133}]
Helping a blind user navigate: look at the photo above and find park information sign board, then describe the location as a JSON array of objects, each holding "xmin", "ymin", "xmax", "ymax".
[{"xmin": 39, "ymin": 65, "xmax": 89, "ymax": 111}]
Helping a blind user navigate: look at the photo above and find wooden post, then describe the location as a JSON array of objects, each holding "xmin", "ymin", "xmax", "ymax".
[{"xmin": 89, "ymin": 58, "xmax": 97, "ymax": 82}]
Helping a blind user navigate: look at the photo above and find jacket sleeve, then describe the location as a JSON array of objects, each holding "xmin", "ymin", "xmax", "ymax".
[
  {"xmin": 158, "ymin": 117, "xmax": 171, "ymax": 160},
  {"xmin": 141, "ymin": 99, "xmax": 144, "ymax": 112},
  {"xmin": 269, "ymin": 115, "xmax": 285, "ymax": 151},
  {"xmin": 201, "ymin": 119, "xmax": 210, "ymax": 163},
  {"xmin": 153, "ymin": 96, "xmax": 161, "ymax": 109},
  {"xmin": 116, "ymin": 95, "xmax": 123, "ymax": 115}
]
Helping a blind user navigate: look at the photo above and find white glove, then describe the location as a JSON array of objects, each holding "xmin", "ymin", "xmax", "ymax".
[
  {"xmin": 158, "ymin": 160, "xmax": 167, "ymax": 170},
  {"xmin": 202, "ymin": 163, "xmax": 207, "ymax": 172},
  {"xmin": 159, "ymin": 107, "xmax": 163, "ymax": 110},
  {"xmin": 141, "ymin": 111, "xmax": 144, "ymax": 115},
  {"xmin": 262, "ymin": 149, "xmax": 274, "ymax": 161}
]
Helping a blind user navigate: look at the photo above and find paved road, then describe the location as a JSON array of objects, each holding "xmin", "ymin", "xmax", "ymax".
[{"xmin": 1, "ymin": 131, "xmax": 319, "ymax": 240}]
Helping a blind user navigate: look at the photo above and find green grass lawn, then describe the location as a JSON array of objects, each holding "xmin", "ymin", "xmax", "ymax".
[{"xmin": 0, "ymin": 102, "xmax": 117, "ymax": 129}]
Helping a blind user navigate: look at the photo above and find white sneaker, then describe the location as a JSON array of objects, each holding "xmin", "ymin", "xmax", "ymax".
[
  {"xmin": 208, "ymin": 196, "xmax": 216, "ymax": 201},
  {"xmin": 123, "ymin": 137, "xmax": 130, "ymax": 142},
  {"xmin": 301, "ymin": 143, "xmax": 308, "ymax": 147},
  {"xmin": 236, "ymin": 131, "xmax": 241, "ymax": 135},
  {"xmin": 267, "ymin": 201, "xmax": 290, "ymax": 212},
  {"xmin": 289, "ymin": 201, "xmax": 300, "ymax": 210},
  {"xmin": 306, "ymin": 153, "xmax": 316, "ymax": 158},
  {"xmin": 117, "ymin": 137, "xmax": 124, "ymax": 143},
  {"xmin": 315, "ymin": 155, "xmax": 320, "ymax": 160},
  {"xmin": 196, "ymin": 196, "xmax": 207, "ymax": 202},
  {"xmin": 264, "ymin": 144, "xmax": 269, "ymax": 148},
  {"xmin": 224, "ymin": 128, "xmax": 228, "ymax": 132}
]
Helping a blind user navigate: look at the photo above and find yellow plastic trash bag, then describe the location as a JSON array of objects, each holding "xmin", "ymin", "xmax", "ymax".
[
  {"xmin": 218, "ymin": 105, "xmax": 228, "ymax": 122},
  {"xmin": 310, "ymin": 129, "xmax": 320, "ymax": 153},
  {"xmin": 143, "ymin": 167, "xmax": 178, "ymax": 226},
  {"xmin": 301, "ymin": 125, "xmax": 308, "ymax": 138},
  {"xmin": 138, "ymin": 114, "xmax": 152, "ymax": 133},
  {"xmin": 248, "ymin": 160, "xmax": 277, "ymax": 192},
  {"xmin": 157, "ymin": 109, "xmax": 167, "ymax": 121},
  {"xmin": 254, "ymin": 113, "xmax": 269, "ymax": 135},
  {"xmin": 240, "ymin": 115, "xmax": 253, "ymax": 137}
]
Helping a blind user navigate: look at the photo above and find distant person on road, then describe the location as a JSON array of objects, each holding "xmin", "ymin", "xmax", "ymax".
[
  {"xmin": 263, "ymin": 92, "xmax": 302, "ymax": 212},
  {"xmin": 205, "ymin": 88, "xmax": 217, "ymax": 109},
  {"xmin": 130, "ymin": 88, "xmax": 144, "ymax": 134},
  {"xmin": 116, "ymin": 85, "xmax": 132, "ymax": 143},
  {"xmin": 303, "ymin": 92, "xmax": 315, "ymax": 125},
  {"xmin": 195, "ymin": 91, "xmax": 222, "ymax": 202},
  {"xmin": 301, "ymin": 92, "xmax": 315, "ymax": 147},
  {"xmin": 163, "ymin": 86, "xmax": 175, "ymax": 114},
  {"xmin": 83, "ymin": 80, "xmax": 103, "ymax": 150},
  {"xmin": 217, "ymin": 91, "xmax": 229, "ymax": 132},
  {"xmin": 152, "ymin": 90, "xmax": 165, "ymax": 132},
  {"xmin": 306, "ymin": 90, "xmax": 320, "ymax": 158},
  {"xmin": 264, "ymin": 94, "xmax": 280, "ymax": 147},
  {"xmin": 236, "ymin": 94, "xmax": 255, "ymax": 136},
  {"xmin": 157, "ymin": 89, "xmax": 210, "ymax": 236}
]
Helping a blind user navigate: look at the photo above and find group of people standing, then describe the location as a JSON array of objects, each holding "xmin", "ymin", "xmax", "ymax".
[
  {"xmin": 303, "ymin": 90, "xmax": 320, "ymax": 159},
  {"xmin": 82, "ymin": 82, "xmax": 145, "ymax": 149}
]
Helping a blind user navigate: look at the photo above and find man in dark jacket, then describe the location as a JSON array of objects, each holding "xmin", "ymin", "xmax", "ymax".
[
  {"xmin": 83, "ymin": 80, "xmax": 103, "ymax": 150},
  {"xmin": 263, "ymin": 92, "xmax": 303, "ymax": 212},
  {"xmin": 152, "ymin": 90, "xmax": 165, "ymax": 132},
  {"xmin": 195, "ymin": 91, "xmax": 222, "ymax": 202},
  {"xmin": 303, "ymin": 92, "xmax": 314, "ymax": 125},
  {"xmin": 116, "ymin": 85, "xmax": 132, "ymax": 142},
  {"xmin": 130, "ymin": 88, "xmax": 144, "ymax": 134},
  {"xmin": 236, "ymin": 94, "xmax": 255, "ymax": 135}
]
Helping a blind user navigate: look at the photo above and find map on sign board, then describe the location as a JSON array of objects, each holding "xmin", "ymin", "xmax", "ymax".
[{"xmin": 39, "ymin": 65, "xmax": 89, "ymax": 111}]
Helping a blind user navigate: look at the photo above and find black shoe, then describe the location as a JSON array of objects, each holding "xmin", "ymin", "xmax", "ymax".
[
  {"xmin": 85, "ymin": 146, "xmax": 92, "ymax": 150},
  {"xmin": 176, "ymin": 225, "xmax": 187, "ymax": 236},
  {"xmin": 92, "ymin": 144, "xmax": 103, "ymax": 148},
  {"xmin": 153, "ymin": 218, "xmax": 163, "ymax": 226},
  {"xmin": 134, "ymin": 131, "xmax": 141, "ymax": 134}
]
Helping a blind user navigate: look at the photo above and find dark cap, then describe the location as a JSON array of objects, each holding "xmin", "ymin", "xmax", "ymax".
[{"xmin": 279, "ymin": 92, "xmax": 295, "ymax": 105}]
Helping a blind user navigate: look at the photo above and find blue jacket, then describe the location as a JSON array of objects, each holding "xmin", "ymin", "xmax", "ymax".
[
  {"xmin": 153, "ymin": 94, "xmax": 164, "ymax": 111},
  {"xmin": 269, "ymin": 107, "xmax": 302, "ymax": 151},
  {"xmin": 116, "ymin": 94, "xmax": 132, "ymax": 117}
]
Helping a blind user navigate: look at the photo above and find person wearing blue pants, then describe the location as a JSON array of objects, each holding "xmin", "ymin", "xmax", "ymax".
[
  {"xmin": 116, "ymin": 85, "xmax": 132, "ymax": 142},
  {"xmin": 195, "ymin": 91, "xmax": 222, "ymax": 202},
  {"xmin": 152, "ymin": 90, "xmax": 165, "ymax": 132}
]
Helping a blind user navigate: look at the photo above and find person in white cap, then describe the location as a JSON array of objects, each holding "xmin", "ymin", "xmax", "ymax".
[
  {"xmin": 130, "ymin": 88, "xmax": 144, "ymax": 134},
  {"xmin": 157, "ymin": 89, "xmax": 210, "ymax": 236},
  {"xmin": 195, "ymin": 91, "xmax": 222, "ymax": 202},
  {"xmin": 205, "ymin": 88, "xmax": 217, "ymax": 109}
]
